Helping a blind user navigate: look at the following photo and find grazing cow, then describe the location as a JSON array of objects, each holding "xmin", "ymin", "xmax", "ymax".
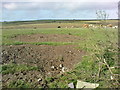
[
  {"xmin": 107, "ymin": 24, "xmax": 112, "ymax": 28},
  {"xmin": 94, "ymin": 26, "xmax": 98, "ymax": 28},
  {"xmin": 58, "ymin": 26, "xmax": 61, "ymax": 28},
  {"xmin": 99, "ymin": 24, "xmax": 104, "ymax": 28},
  {"xmin": 82, "ymin": 24, "xmax": 89, "ymax": 28},
  {"xmin": 89, "ymin": 24, "xmax": 95, "ymax": 28},
  {"xmin": 65, "ymin": 26, "xmax": 68, "ymax": 28},
  {"xmin": 89, "ymin": 24, "xmax": 92, "ymax": 27},
  {"xmin": 112, "ymin": 26, "xmax": 118, "ymax": 29},
  {"xmin": 115, "ymin": 26, "xmax": 118, "ymax": 29},
  {"xmin": 89, "ymin": 24, "xmax": 93, "ymax": 27},
  {"xmin": 34, "ymin": 27, "xmax": 37, "ymax": 29},
  {"xmin": 103, "ymin": 26, "xmax": 107, "ymax": 28}
]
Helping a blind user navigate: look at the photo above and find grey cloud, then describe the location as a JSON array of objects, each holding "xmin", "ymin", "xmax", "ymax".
[{"xmin": 2, "ymin": 2, "xmax": 118, "ymax": 11}]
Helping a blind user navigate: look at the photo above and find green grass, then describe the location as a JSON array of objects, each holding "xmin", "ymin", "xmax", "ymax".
[
  {"xmin": 2, "ymin": 28, "xmax": 118, "ymax": 48},
  {"xmin": 2, "ymin": 41, "xmax": 76, "ymax": 46},
  {"xmin": 46, "ymin": 48, "xmax": 118, "ymax": 88},
  {"xmin": 30, "ymin": 42, "xmax": 76, "ymax": 46},
  {"xmin": 7, "ymin": 80, "xmax": 31, "ymax": 88},
  {"xmin": 46, "ymin": 55, "xmax": 99, "ymax": 88},
  {"xmin": 2, "ymin": 64, "xmax": 39, "ymax": 75}
]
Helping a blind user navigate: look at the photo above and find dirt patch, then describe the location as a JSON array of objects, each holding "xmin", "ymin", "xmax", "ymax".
[
  {"xmin": 2, "ymin": 70, "xmax": 43, "ymax": 88},
  {"xmin": 2, "ymin": 45, "xmax": 85, "ymax": 88},
  {"xmin": 2, "ymin": 45, "xmax": 85, "ymax": 70},
  {"xmin": 12, "ymin": 34, "xmax": 81, "ymax": 42}
]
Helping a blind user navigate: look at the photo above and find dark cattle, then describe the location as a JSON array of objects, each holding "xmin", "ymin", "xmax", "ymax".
[
  {"xmin": 58, "ymin": 26, "xmax": 61, "ymax": 28},
  {"xmin": 34, "ymin": 27, "xmax": 37, "ymax": 29}
]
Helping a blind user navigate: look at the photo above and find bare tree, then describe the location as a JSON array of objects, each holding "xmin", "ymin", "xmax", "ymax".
[{"xmin": 96, "ymin": 10, "xmax": 109, "ymax": 25}]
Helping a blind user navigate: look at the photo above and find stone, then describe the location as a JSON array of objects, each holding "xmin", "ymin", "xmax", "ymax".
[
  {"xmin": 68, "ymin": 82, "xmax": 74, "ymax": 88},
  {"xmin": 69, "ymin": 51, "xmax": 72, "ymax": 53},
  {"xmin": 59, "ymin": 64, "xmax": 63, "ymax": 68},
  {"xmin": 76, "ymin": 80, "xmax": 99, "ymax": 89},
  {"xmin": 61, "ymin": 67, "xmax": 67, "ymax": 72},
  {"xmin": 110, "ymin": 76, "xmax": 114, "ymax": 80},
  {"xmin": 61, "ymin": 67, "xmax": 65, "ymax": 72},
  {"xmin": 38, "ymin": 78, "xmax": 42, "ymax": 82},
  {"xmin": 51, "ymin": 66, "xmax": 55, "ymax": 69}
]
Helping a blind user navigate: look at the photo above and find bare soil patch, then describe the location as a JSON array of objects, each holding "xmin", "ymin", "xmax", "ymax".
[
  {"xmin": 2, "ymin": 45, "xmax": 85, "ymax": 88},
  {"xmin": 12, "ymin": 34, "xmax": 81, "ymax": 42}
]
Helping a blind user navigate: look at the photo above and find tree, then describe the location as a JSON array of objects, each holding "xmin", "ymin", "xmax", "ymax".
[{"xmin": 96, "ymin": 10, "xmax": 109, "ymax": 25}]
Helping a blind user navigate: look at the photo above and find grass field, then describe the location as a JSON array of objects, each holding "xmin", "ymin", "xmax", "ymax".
[{"xmin": 1, "ymin": 20, "xmax": 119, "ymax": 88}]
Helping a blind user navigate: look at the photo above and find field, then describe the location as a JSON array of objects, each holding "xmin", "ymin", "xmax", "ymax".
[{"xmin": 1, "ymin": 20, "xmax": 119, "ymax": 88}]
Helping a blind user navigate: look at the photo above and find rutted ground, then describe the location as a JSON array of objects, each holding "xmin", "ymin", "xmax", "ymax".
[{"xmin": 2, "ymin": 44, "xmax": 85, "ymax": 88}]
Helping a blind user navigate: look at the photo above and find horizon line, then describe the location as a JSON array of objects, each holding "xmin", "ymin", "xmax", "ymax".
[{"xmin": 1, "ymin": 18, "xmax": 119, "ymax": 22}]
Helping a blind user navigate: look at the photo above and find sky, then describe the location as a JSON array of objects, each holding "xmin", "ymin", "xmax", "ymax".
[{"xmin": 1, "ymin": 0, "xmax": 119, "ymax": 21}]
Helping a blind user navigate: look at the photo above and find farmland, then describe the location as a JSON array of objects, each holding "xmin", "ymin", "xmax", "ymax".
[{"xmin": 1, "ymin": 20, "xmax": 119, "ymax": 88}]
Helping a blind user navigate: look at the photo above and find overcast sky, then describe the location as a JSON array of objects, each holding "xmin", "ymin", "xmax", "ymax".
[{"xmin": 1, "ymin": 0, "xmax": 119, "ymax": 21}]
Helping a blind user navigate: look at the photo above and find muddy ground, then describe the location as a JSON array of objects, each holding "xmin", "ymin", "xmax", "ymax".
[{"xmin": 2, "ymin": 34, "xmax": 86, "ymax": 88}]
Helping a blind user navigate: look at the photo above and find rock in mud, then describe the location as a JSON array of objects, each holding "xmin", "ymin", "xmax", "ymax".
[
  {"xmin": 68, "ymin": 82, "xmax": 74, "ymax": 88},
  {"xmin": 38, "ymin": 78, "xmax": 42, "ymax": 82},
  {"xmin": 76, "ymin": 80, "xmax": 99, "ymax": 89},
  {"xmin": 59, "ymin": 64, "xmax": 63, "ymax": 68},
  {"xmin": 51, "ymin": 66, "xmax": 55, "ymax": 69},
  {"xmin": 61, "ymin": 67, "xmax": 68, "ymax": 72}
]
